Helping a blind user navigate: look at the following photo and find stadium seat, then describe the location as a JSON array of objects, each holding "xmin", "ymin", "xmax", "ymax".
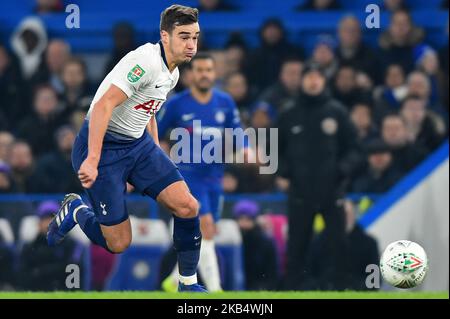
[
  {"xmin": 0, "ymin": 218, "xmax": 14, "ymax": 246},
  {"xmin": 104, "ymin": 216, "xmax": 171, "ymax": 291},
  {"xmin": 215, "ymin": 219, "xmax": 245, "ymax": 291},
  {"xmin": 18, "ymin": 215, "xmax": 40, "ymax": 244},
  {"xmin": 18, "ymin": 215, "xmax": 90, "ymax": 245}
]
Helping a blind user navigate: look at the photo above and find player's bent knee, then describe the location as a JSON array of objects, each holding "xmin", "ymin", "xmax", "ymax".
[
  {"xmin": 175, "ymin": 196, "xmax": 199, "ymax": 219},
  {"xmin": 106, "ymin": 237, "xmax": 132, "ymax": 254}
]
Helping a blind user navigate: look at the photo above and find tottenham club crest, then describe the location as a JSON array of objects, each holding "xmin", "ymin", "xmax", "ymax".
[
  {"xmin": 100, "ymin": 202, "xmax": 108, "ymax": 215},
  {"xmin": 321, "ymin": 117, "xmax": 338, "ymax": 135}
]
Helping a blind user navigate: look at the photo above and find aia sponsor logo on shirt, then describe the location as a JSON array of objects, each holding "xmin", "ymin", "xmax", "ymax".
[{"xmin": 134, "ymin": 99, "xmax": 163, "ymax": 115}]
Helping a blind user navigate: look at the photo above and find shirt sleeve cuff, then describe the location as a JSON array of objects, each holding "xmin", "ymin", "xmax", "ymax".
[{"xmin": 111, "ymin": 80, "xmax": 133, "ymax": 98}]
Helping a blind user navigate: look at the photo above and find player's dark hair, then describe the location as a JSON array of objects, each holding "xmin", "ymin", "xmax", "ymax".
[{"xmin": 160, "ymin": 5, "xmax": 199, "ymax": 33}]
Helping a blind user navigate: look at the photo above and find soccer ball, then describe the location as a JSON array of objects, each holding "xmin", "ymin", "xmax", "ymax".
[{"xmin": 380, "ymin": 240, "xmax": 428, "ymax": 289}]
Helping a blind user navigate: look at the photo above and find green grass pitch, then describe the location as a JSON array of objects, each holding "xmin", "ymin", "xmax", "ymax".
[{"xmin": 0, "ymin": 291, "xmax": 448, "ymax": 299}]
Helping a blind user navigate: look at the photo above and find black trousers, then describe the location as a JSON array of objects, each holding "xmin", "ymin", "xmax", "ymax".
[{"xmin": 284, "ymin": 194, "xmax": 349, "ymax": 290}]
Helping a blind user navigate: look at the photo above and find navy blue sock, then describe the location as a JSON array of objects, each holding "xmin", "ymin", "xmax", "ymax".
[
  {"xmin": 173, "ymin": 215, "xmax": 201, "ymax": 277},
  {"xmin": 74, "ymin": 203, "xmax": 112, "ymax": 253}
]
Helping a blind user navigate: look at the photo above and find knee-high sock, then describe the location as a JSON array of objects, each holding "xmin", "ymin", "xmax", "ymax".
[
  {"xmin": 198, "ymin": 239, "xmax": 222, "ymax": 291},
  {"xmin": 173, "ymin": 215, "xmax": 201, "ymax": 285},
  {"xmin": 73, "ymin": 202, "xmax": 112, "ymax": 253}
]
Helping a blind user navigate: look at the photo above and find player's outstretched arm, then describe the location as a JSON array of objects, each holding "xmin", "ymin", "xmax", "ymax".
[{"xmin": 78, "ymin": 84, "xmax": 128, "ymax": 188}]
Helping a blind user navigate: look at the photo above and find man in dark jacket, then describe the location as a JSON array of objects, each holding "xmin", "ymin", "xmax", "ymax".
[
  {"xmin": 0, "ymin": 231, "xmax": 14, "ymax": 290},
  {"xmin": 305, "ymin": 200, "xmax": 379, "ymax": 290},
  {"xmin": 233, "ymin": 200, "xmax": 279, "ymax": 291},
  {"xmin": 17, "ymin": 201, "xmax": 78, "ymax": 291},
  {"xmin": 351, "ymin": 139, "xmax": 403, "ymax": 193},
  {"xmin": 277, "ymin": 63, "xmax": 362, "ymax": 290},
  {"xmin": 246, "ymin": 18, "xmax": 304, "ymax": 93},
  {"xmin": 32, "ymin": 125, "xmax": 83, "ymax": 193}
]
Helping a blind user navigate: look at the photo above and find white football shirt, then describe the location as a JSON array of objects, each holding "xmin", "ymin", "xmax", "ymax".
[{"xmin": 86, "ymin": 42, "xmax": 179, "ymax": 139}]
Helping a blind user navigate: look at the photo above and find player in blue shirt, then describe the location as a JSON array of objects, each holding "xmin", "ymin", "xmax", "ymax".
[
  {"xmin": 158, "ymin": 52, "xmax": 250, "ymax": 291},
  {"xmin": 46, "ymin": 5, "xmax": 206, "ymax": 292}
]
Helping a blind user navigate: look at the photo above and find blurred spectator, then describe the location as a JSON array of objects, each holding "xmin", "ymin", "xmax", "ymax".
[
  {"xmin": 247, "ymin": 18, "xmax": 303, "ymax": 93},
  {"xmin": 43, "ymin": 40, "xmax": 72, "ymax": 94},
  {"xmin": 277, "ymin": 64, "xmax": 361, "ymax": 290},
  {"xmin": 297, "ymin": 0, "xmax": 340, "ymax": 11},
  {"xmin": 351, "ymin": 139, "xmax": 402, "ymax": 193},
  {"xmin": 17, "ymin": 201, "xmax": 78, "ymax": 291},
  {"xmin": 0, "ymin": 131, "xmax": 15, "ymax": 163},
  {"xmin": 16, "ymin": 85, "xmax": 62, "ymax": 157},
  {"xmin": 400, "ymin": 96, "xmax": 445, "ymax": 153},
  {"xmin": 0, "ymin": 45, "xmax": 23, "ymax": 125},
  {"xmin": 336, "ymin": 16, "xmax": 379, "ymax": 84},
  {"xmin": 407, "ymin": 70, "xmax": 445, "ymax": 116},
  {"xmin": 256, "ymin": 213, "xmax": 288, "ymax": 275},
  {"xmin": 310, "ymin": 35, "xmax": 338, "ymax": 81},
  {"xmin": 373, "ymin": 64, "xmax": 408, "ymax": 122},
  {"xmin": 10, "ymin": 17, "xmax": 48, "ymax": 81},
  {"xmin": 0, "ymin": 157, "xmax": 34, "ymax": 236},
  {"xmin": 379, "ymin": 10, "xmax": 425, "ymax": 74},
  {"xmin": 249, "ymin": 101, "xmax": 277, "ymax": 130},
  {"xmin": 438, "ymin": 25, "xmax": 448, "ymax": 109},
  {"xmin": 233, "ymin": 200, "xmax": 278, "ymax": 290},
  {"xmin": 0, "ymin": 162, "xmax": 17, "ymax": 194},
  {"xmin": 0, "ymin": 229, "xmax": 14, "ymax": 290},
  {"xmin": 305, "ymin": 200, "xmax": 379, "ymax": 290},
  {"xmin": 332, "ymin": 65, "xmax": 370, "ymax": 110},
  {"xmin": 104, "ymin": 22, "xmax": 136, "ymax": 76},
  {"xmin": 0, "ymin": 113, "xmax": 6, "ymax": 131},
  {"xmin": 224, "ymin": 146, "xmax": 276, "ymax": 194},
  {"xmin": 223, "ymin": 72, "xmax": 254, "ymax": 116},
  {"xmin": 35, "ymin": 0, "xmax": 63, "ymax": 14},
  {"xmin": 382, "ymin": 0, "xmax": 408, "ymax": 11},
  {"xmin": 381, "ymin": 113, "xmax": 427, "ymax": 175},
  {"xmin": 350, "ymin": 102, "xmax": 378, "ymax": 144},
  {"xmin": 69, "ymin": 109, "xmax": 88, "ymax": 133},
  {"xmin": 414, "ymin": 45, "xmax": 444, "ymax": 111},
  {"xmin": 197, "ymin": 0, "xmax": 237, "ymax": 12},
  {"xmin": 259, "ymin": 57, "xmax": 303, "ymax": 114},
  {"xmin": 224, "ymin": 33, "xmax": 249, "ymax": 77},
  {"xmin": 60, "ymin": 57, "xmax": 94, "ymax": 118},
  {"xmin": 32, "ymin": 126, "xmax": 83, "ymax": 193},
  {"xmin": 7, "ymin": 141, "xmax": 38, "ymax": 193}
]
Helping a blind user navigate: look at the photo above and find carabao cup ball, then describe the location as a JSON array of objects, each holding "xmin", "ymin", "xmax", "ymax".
[{"xmin": 380, "ymin": 240, "xmax": 428, "ymax": 289}]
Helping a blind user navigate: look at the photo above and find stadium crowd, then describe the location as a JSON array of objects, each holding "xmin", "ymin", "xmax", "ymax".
[{"xmin": 0, "ymin": 0, "xmax": 448, "ymax": 291}]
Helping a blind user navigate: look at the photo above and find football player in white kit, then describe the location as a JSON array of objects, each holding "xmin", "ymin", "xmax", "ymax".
[{"xmin": 47, "ymin": 5, "xmax": 207, "ymax": 292}]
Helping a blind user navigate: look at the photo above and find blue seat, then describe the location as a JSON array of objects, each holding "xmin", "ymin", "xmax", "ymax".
[
  {"xmin": 0, "ymin": 3, "xmax": 447, "ymax": 52},
  {"xmin": 105, "ymin": 217, "xmax": 170, "ymax": 291},
  {"xmin": 105, "ymin": 245, "xmax": 168, "ymax": 290},
  {"xmin": 215, "ymin": 219, "xmax": 245, "ymax": 290}
]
